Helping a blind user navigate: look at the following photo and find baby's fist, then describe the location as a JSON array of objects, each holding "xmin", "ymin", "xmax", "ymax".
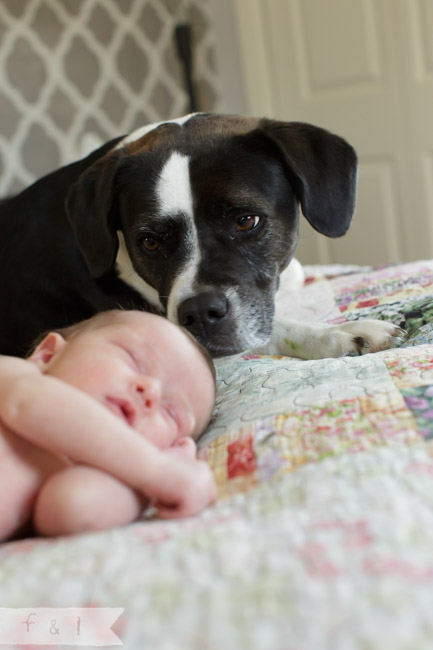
[{"xmin": 156, "ymin": 458, "xmax": 217, "ymax": 519}]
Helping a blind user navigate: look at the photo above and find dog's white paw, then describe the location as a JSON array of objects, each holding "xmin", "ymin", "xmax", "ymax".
[{"xmin": 319, "ymin": 319, "xmax": 406, "ymax": 358}]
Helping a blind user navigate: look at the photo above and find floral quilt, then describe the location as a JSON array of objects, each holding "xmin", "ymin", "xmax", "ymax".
[{"xmin": 2, "ymin": 260, "xmax": 433, "ymax": 650}]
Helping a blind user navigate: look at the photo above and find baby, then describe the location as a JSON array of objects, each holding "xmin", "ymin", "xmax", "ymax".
[{"xmin": 0, "ymin": 310, "xmax": 217, "ymax": 541}]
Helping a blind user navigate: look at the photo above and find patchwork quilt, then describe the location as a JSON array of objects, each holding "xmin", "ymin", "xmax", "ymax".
[{"xmin": 2, "ymin": 260, "xmax": 433, "ymax": 650}]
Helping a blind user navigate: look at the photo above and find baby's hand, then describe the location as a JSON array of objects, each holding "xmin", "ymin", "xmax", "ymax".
[
  {"xmin": 164, "ymin": 436, "xmax": 197, "ymax": 460},
  {"xmin": 152, "ymin": 451, "xmax": 217, "ymax": 519}
]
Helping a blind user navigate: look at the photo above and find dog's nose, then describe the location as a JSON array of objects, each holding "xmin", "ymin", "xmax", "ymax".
[{"xmin": 178, "ymin": 293, "xmax": 229, "ymax": 330}]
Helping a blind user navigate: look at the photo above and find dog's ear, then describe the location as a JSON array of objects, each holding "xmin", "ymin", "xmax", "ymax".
[
  {"xmin": 259, "ymin": 119, "xmax": 358, "ymax": 237},
  {"xmin": 65, "ymin": 149, "xmax": 123, "ymax": 278}
]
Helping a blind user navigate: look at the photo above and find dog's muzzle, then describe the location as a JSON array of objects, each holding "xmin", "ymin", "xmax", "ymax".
[
  {"xmin": 176, "ymin": 288, "xmax": 275, "ymax": 357},
  {"xmin": 177, "ymin": 291, "xmax": 232, "ymax": 352},
  {"xmin": 178, "ymin": 291, "xmax": 228, "ymax": 330}
]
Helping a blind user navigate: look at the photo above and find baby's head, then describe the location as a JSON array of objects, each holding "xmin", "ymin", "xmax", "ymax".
[{"xmin": 29, "ymin": 310, "xmax": 216, "ymax": 445}]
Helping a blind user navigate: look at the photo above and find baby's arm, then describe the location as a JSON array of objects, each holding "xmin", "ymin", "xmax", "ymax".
[
  {"xmin": 34, "ymin": 465, "xmax": 147, "ymax": 535},
  {"xmin": 0, "ymin": 356, "xmax": 216, "ymax": 520},
  {"xmin": 34, "ymin": 438, "xmax": 198, "ymax": 535},
  {"xmin": 33, "ymin": 437, "xmax": 207, "ymax": 535}
]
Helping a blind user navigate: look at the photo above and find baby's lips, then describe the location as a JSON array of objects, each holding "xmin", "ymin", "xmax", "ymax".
[{"xmin": 105, "ymin": 396, "xmax": 136, "ymax": 427}]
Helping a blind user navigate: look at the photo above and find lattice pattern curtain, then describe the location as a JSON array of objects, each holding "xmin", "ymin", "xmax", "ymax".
[{"xmin": 0, "ymin": 0, "xmax": 221, "ymax": 195}]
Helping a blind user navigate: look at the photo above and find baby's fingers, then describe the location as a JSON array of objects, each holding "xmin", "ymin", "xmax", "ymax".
[
  {"xmin": 156, "ymin": 502, "xmax": 186, "ymax": 519},
  {"xmin": 156, "ymin": 466, "xmax": 217, "ymax": 519}
]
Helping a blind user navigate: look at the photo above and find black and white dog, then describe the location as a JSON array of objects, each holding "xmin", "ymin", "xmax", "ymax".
[{"xmin": 0, "ymin": 113, "xmax": 401, "ymax": 358}]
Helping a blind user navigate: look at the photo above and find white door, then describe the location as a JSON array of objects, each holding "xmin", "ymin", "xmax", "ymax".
[{"xmin": 230, "ymin": 0, "xmax": 433, "ymax": 265}]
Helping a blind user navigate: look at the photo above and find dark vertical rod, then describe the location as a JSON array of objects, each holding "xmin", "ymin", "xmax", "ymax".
[{"xmin": 174, "ymin": 22, "xmax": 198, "ymax": 113}]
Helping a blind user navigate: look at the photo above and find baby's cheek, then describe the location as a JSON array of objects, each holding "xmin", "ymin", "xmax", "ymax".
[{"xmin": 137, "ymin": 417, "xmax": 168, "ymax": 448}]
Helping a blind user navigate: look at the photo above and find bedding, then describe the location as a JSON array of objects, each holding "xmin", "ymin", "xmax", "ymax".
[{"xmin": 2, "ymin": 260, "xmax": 433, "ymax": 649}]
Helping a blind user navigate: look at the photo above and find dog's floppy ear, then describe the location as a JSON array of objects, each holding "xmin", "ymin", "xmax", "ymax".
[
  {"xmin": 259, "ymin": 119, "xmax": 358, "ymax": 237},
  {"xmin": 65, "ymin": 149, "xmax": 123, "ymax": 278}
]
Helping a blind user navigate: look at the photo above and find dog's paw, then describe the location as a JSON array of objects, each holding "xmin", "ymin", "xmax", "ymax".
[
  {"xmin": 322, "ymin": 320, "xmax": 406, "ymax": 358},
  {"xmin": 263, "ymin": 318, "xmax": 406, "ymax": 360}
]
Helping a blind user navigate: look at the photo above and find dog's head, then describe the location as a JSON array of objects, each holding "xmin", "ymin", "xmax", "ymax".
[{"xmin": 65, "ymin": 113, "xmax": 357, "ymax": 356}]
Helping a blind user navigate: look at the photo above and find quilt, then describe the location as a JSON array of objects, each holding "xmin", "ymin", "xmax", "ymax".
[{"xmin": 2, "ymin": 260, "xmax": 433, "ymax": 650}]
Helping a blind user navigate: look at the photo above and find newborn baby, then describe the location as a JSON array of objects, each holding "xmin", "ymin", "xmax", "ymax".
[{"xmin": 0, "ymin": 310, "xmax": 217, "ymax": 540}]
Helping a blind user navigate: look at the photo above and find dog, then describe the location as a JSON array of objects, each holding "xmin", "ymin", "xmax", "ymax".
[{"xmin": 0, "ymin": 112, "xmax": 402, "ymax": 359}]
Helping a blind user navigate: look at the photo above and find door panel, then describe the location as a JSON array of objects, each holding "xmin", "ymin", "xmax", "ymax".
[{"xmin": 233, "ymin": 0, "xmax": 433, "ymax": 264}]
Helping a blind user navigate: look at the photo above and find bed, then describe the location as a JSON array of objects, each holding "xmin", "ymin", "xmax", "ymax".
[{"xmin": 2, "ymin": 259, "xmax": 433, "ymax": 649}]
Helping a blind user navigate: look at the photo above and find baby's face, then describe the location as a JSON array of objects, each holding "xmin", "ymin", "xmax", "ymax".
[{"xmin": 43, "ymin": 312, "xmax": 215, "ymax": 448}]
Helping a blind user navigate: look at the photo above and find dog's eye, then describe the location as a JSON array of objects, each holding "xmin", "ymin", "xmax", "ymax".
[
  {"xmin": 141, "ymin": 237, "xmax": 160, "ymax": 252},
  {"xmin": 236, "ymin": 215, "xmax": 260, "ymax": 232}
]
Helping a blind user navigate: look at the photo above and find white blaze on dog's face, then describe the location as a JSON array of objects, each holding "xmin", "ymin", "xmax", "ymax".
[{"xmin": 153, "ymin": 151, "xmax": 201, "ymax": 324}]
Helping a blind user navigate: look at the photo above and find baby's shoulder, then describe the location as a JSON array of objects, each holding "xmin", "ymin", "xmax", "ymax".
[{"xmin": 0, "ymin": 355, "xmax": 40, "ymax": 380}]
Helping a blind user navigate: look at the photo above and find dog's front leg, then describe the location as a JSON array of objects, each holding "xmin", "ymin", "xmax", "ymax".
[{"xmin": 253, "ymin": 318, "xmax": 406, "ymax": 360}]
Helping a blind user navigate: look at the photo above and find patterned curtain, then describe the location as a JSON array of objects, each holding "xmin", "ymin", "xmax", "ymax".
[{"xmin": 0, "ymin": 0, "xmax": 221, "ymax": 195}]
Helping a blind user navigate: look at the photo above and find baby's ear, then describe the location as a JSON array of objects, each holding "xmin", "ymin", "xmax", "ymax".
[{"xmin": 29, "ymin": 332, "xmax": 66, "ymax": 368}]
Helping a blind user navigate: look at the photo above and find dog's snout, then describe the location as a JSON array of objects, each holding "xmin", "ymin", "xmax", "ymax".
[{"xmin": 178, "ymin": 293, "xmax": 228, "ymax": 329}]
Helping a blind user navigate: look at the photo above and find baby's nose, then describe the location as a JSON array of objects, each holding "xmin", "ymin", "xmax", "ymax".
[{"xmin": 134, "ymin": 376, "xmax": 162, "ymax": 412}]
